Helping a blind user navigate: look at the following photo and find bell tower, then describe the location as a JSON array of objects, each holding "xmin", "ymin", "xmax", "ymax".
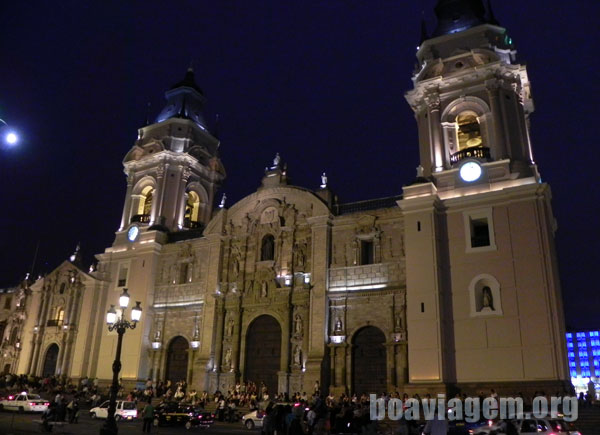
[
  {"xmin": 400, "ymin": 0, "xmax": 569, "ymax": 393},
  {"xmin": 117, "ymin": 68, "xmax": 226, "ymax": 243},
  {"xmin": 406, "ymin": 0, "xmax": 536, "ymax": 187}
]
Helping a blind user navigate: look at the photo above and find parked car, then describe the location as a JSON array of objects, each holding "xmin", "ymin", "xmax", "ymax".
[
  {"xmin": 473, "ymin": 417, "xmax": 581, "ymax": 435},
  {"xmin": 242, "ymin": 409, "xmax": 266, "ymax": 430},
  {"xmin": 89, "ymin": 400, "xmax": 137, "ymax": 421},
  {"xmin": 153, "ymin": 402, "xmax": 215, "ymax": 429},
  {"xmin": 0, "ymin": 392, "xmax": 50, "ymax": 412}
]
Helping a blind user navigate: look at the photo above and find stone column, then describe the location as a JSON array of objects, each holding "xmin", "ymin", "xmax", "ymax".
[
  {"xmin": 153, "ymin": 163, "xmax": 168, "ymax": 225},
  {"xmin": 486, "ymin": 81, "xmax": 507, "ymax": 159},
  {"xmin": 305, "ymin": 215, "xmax": 332, "ymax": 391},
  {"xmin": 176, "ymin": 167, "xmax": 192, "ymax": 228},
  {"xmin": 425, "ymin": 93, "xmax": 444, "ymax": 172},
  {"xmin": 119, "ymin": 172, "xmax": 135, "ymax": 230}
]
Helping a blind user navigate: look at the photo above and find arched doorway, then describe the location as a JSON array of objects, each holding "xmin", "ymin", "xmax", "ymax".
[
  {"xmin": 165, "ymin": 336, "xmax": 189, "ymax": 384},
  {"xmin": 245, "ymin": 315, "xmax": 281, "ymax": 395},
  {"xmin": 42, "ymin": 344, "xmax": 59, "ymax": 377},
  {"xmin": 352, "ymin": 326, "xmax": 387, "ymax": 395}
]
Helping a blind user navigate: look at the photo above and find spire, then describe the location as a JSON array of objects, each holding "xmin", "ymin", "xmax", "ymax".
[
  {"xmin": 487, "ymin": 0, "xmax": 499, "ymax": 25},
  {"xmin": 155, "ymin": 67, "xmax": 207, "ymax": 128},
  {"xmin": 420, "ymin": 13, "xmax": 429, "ymax": 45},
  {"xmin": 432, "ymin": 0, "xmax": 487, "ymax": 37}
]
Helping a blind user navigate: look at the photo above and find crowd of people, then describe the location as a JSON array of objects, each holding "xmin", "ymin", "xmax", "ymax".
[{"xmin": 1, "ymin": 372, "xmax": 597, "ymax": 434}]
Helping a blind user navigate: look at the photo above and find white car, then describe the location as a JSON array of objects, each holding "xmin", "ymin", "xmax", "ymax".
[
  {"xmin": 0, "ymin": 392, "xmax": 50, "ymax": 412},
  {"xmin": 242, "ymin": 409, "xmax": 265, "ymax": 430},
  {"xmin": 474, "ymin": 418, "xmax": 581, "ymax": 435},
  {"xmin": 90, "ymin": 400, "xmax": 137, "ymax": 421}
]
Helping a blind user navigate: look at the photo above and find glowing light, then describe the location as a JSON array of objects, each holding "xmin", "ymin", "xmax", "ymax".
[{"xmin": 6, "ymin": 132, "xmax": 18, "ymax": 144}]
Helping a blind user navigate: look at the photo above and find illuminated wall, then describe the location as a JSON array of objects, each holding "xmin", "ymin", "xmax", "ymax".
[{"xmin": 566, "ymin": 331, "xmax": 600, "ymax": 380}]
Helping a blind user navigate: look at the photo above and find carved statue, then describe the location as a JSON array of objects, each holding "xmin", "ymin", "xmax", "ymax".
[
  {"xmin": 334, "ymin": 317, "xmax": 343, "ymax": 333},
  {"xmin": 294, "ymin": 313, "xmax": 303, "ymax": 335},
  {"xmin": 231, "ymin": 256, "xmax": 239, "ymax": 279},
  {"xmin": 294, "ymin": 243, "xmax": 306, "ymax": 268},
  {"xmin": 273, "ymin": 153, "xmax": 281, "ymax": 167},
  {"xmin": 261, "ymin": 281, "xmax": 268, "ymax": 298},
  {"xmin": 394, "ymin": 313, "xmax": 402, "ymax": 331},
  {"xmin": 227, "ymin": 317, "xmax": 235, "ymax": 336},
  {"xmin": 481, "ymin": 286, "xmax": 494, "ymax": 311},
  {"xmin": 224, "ymin": 348, "xmax": 232, "ymax": 368},
  {"xmin": 320, "ymin": 172, "xmax": 327, "ymax": 188},
  {"xmin": 293, "ymin": 345, "xmax": 302, "ymax": 367}
]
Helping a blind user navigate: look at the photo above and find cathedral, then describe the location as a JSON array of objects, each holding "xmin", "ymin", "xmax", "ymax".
[{"xmin": 3, "ymin": 0, "xmax": 570, "ymax": 396}]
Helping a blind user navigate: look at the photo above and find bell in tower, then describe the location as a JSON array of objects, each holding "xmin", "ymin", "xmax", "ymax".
[{"xmin": 116, "ymin": 68, "xmax": 226, "ymax": 242}]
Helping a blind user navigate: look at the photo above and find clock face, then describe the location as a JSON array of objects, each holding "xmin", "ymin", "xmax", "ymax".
[
  {"xmin": 127, "ymin": 225, "xmax": 139, "ymax": 242},
  {"xmin": 459, "ymin": 161, "xmax": 482, "ymax": 182}
]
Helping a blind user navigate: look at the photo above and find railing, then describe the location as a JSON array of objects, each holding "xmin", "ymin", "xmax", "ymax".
[
  {"xmin": 450, "ymin": 146, "xmax": 491, "ymax": 164},
  {"xmin": 46, "ymin": 319, "xmax": 63, "ymax": 327},
  {"xmin": 184, "ymin": 218, "xmax": 202, "ymax": 229},
  {"xmin": 131, "ymin": 214, "xmax": 150, "ymax": 224}
]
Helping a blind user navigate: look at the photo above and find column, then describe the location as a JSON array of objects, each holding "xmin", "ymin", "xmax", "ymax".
[
  {"xmin": 153, "ymin": 163, "xmax": 168, "ymax": 225},
  {"xmin": 425, "ymin": 93, "xmax": 444, "ymax": 172},
  {"xmin": 119, "ymin": 172, "xmax": 135, "ymax": 230},
  {"xmin": 175, "ymin": 166, "xmax": 191, "ymax": 228},
  {"xmin": 306, "ymin": 215, "xmax": 332, "ymax": 390},
  {"xmin": 486, "ymin": 81, "xmax": 507, "ymax": 159}
]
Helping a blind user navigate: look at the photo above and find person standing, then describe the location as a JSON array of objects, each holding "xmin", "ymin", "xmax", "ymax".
[{"xmin": 142, "ymin": 402, "xmax": 154, "ymax": 433}]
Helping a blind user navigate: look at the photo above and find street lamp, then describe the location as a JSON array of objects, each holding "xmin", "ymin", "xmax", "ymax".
[
  {"xmin": 100, "ymin": 289, "xmax": 142, "ymax": 435},
  {"xmin": 0, "ymin": 118, "xmax": 19, "ymax": 146}
]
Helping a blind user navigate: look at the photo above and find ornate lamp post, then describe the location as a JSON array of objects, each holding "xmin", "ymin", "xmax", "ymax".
[{"xmin": 100, "ymin": 289, "xmax": 142, "ymax": 435}]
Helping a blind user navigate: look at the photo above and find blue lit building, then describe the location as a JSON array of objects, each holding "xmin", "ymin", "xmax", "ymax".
[{"xmin": 566, "ymin": 331, "xmax": 600, "ymax": 395}]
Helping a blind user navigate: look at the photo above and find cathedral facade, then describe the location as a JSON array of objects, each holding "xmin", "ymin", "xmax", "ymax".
[{"xmin": 9, "ymin": 0, "xmax": 570, "ymax": 396}]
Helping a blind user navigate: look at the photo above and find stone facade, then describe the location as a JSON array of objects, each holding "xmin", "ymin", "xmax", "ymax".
[{"xmin": 9, "ymin": 1, "xmax": 570, "ymax": 398}]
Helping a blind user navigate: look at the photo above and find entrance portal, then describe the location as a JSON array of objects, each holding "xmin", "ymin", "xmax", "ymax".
[
  {"xmin": 165, "ymin": 336, "xmax": 189, "ymax": 384},
  {"xmin": 42, "ymin": 344, "xmax": 59, "ymax": 377},
  {"xmin": 244, "ymin": 315, "xmax": 281, "ymax": 395},
  {"xmin": 352, "ymin": 326, "xmax": 387, "ymax": 395}
]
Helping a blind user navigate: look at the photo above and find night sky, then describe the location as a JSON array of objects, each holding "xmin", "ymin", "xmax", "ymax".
[{"xmin": 1, "ymin": 1, "xmax": 598, "ymax": 329}]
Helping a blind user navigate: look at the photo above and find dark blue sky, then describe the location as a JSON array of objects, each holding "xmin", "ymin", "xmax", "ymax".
[{"xmin": 0, "ymin": 1, "xmax": 598, "ymax": 329}]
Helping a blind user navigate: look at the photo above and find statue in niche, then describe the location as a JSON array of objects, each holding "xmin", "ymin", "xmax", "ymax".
[
  {"xmin": 293, "ymin": 345, "xmax": 302, "ymax": 367},
  {"xmin": 294, "ymin": 242, "xmax": 306, "ymax": 268},
  {"xmin": 293, "ymin": 313, "xmax": 303, "ymax": 336},
  {"xmin": 261, "ymin": 281, "xmax": 268, "ymax": 298},
  {"xmin": 231, "ymin": 256, "xmax": 240, "ymax": 279},
  {"xmin": 394, "ymin": 313, "xmax": 402, "ymax": 331},
  {"xmin": 334, "ymin": 317, "xmax": 343, "ymax": 333},
  {"xmin": 224, "ymin": 348, "xmax": 232, "ymax": 368},
  {"xmin": 227, "ymin": 317, "xmax": 235, "ymax": 336},
  {"xmin": 480, "ymin": 286, "xmax": 495, "ymax": 312}
]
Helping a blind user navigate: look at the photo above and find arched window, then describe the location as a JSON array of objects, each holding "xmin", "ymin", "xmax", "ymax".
[
  {"xmin": 456, "ymin": 111, "xmax": 483, "ymax": 150},
  {"xmin": 184, "ymin": 191, "xmax": 201, "ymax": 226},
  {"xmin": 261, "ymin": 235, "xmax": 275, "ymax": 261},
  {"xmin": 138, "ymin": 186, "xmax": 154, "ymax": 217}
]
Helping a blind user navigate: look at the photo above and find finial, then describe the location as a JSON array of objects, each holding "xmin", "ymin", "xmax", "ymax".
[
  {"xmin": 416, "ymin": 165, "xmax": 425, "ymax": 178},
  {"xmin": 219, "ymin": 193, "xmax": 227, "ymax": 209},
  {"xmin": 272, "ymin": 152, "xmax": 281, "ymax": 168},
  {"xmin": 320, "ymin": 172, "xmax": 328, "ymax": 189},
  {"xmin": 69, "ymin": 243, "xmax": 81, "ymax": 263}
]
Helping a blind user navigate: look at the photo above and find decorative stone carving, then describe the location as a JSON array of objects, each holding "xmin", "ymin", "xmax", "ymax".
[
  {"xmin": 293, "ymin": 312, "xmax": 303, "ymax": 337},
  {"xmin": 293, "ymin": 344, "xmax": 302, "ymax": 367}
]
